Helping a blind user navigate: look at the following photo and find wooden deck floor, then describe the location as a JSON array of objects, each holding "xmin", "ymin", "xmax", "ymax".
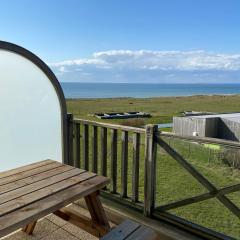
[
  {"xmin": 2, "ymin": 216, "xmax": 95, "ymax": 240},
  {"xmin": 0, "ymin": 204, "xmax": 102, "ymax": 240}
]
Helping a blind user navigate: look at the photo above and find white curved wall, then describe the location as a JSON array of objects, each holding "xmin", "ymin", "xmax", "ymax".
[{"xmin": 0, "ymin": 49, "xmax": 62, "ymax": 171}]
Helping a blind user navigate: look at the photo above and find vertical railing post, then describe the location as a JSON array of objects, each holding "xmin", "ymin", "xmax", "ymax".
[
  {"xmin": 121, "ymin": 131, "xmax": 128, "ymax": 197},
  {"xmin": 101, "ymin": 127, "xmax": 107, "ymax": 177},
  {"xmin": 73, "ymin": 123, "xmax": 80, "ymax": 168},
  {"xmin": 83, "ymin": 124, "xmax": 89, "ymax": 170},
  {"xmin": 111, "ymin": 129, "xmax": 118, "ymax": 193},
  {"xmin": 67, "ymin": 113, "xmax": 74, "ymax": 166},
  {"xmin": 144, "ymin": 124, "xmax": 158, "ymax": 216},
  {"xmin": 132, "ymin": 132, "xmax": 140, "ymax": 202},
  {"xmin": 92, "ymin": 126, "xmax": 98, "ymax": 173}
]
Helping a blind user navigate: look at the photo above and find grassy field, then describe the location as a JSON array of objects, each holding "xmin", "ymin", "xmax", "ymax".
[
  {"xmin": 66, "ymin": 94, "xmax": 240, "ymax": 126},
  {"xmin": 66, "ymin": 95, "xmax": 240, "ymax": 239},
  {"xmin": 157, "ymin": 137, "xmax": 240, "ymax": 239}
]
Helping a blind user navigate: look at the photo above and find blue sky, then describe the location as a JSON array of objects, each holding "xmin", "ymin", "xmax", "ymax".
[{"xmin": 1, "ymin": 0, "xmax": 240, "ymax": 83}]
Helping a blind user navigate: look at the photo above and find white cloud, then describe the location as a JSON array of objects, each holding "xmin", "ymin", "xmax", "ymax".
[{"xmin": 49, "ymin": 50, "xmax": 240, "ymax": 83}]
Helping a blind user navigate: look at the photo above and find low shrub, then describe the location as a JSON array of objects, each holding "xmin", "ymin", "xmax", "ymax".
[
  {"xmin": 120, "ymin": 118, "xmax": 145, "ymax": 128},
  {"xmin": 221, "ymin": 149, "xmax": 240, "ymax": 169}
]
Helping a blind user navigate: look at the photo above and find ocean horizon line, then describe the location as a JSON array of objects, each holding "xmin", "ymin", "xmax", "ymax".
[
  {"xmin": 60, "ymin": 82, "xmax": 240, "ymax": 85},
  {"xmin": 65, "ymin": 93, "xmax": 240, "ymax": 100},
  {"xmin": 60, "ymin": 82, "xmax": 240, "ymax": 98}
]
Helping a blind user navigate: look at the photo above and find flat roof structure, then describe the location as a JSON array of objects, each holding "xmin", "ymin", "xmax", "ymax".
[
  {"xmin": 173, "ymin": 112, "xmax": 240, "ymax": 141},
  {"xmin": 192, "ymin": 112, "xmax": 240, "ymax": 120}
]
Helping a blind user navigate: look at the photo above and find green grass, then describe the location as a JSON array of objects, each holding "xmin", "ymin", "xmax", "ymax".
[
  {"xmin": 156, "ymin": 137, "xmax": 240, "ymax": 238},
  {"xmin": 67, "ymin": 95, "xmax": 240, "ymax": 239},
  {"xmin": 67, "ymin": 94, "xmax": 240, "ymax": 125}
]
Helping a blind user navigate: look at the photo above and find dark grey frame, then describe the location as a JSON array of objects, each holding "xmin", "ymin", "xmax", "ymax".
[{"xmin": 0, "ymin": 40, "xmax": 68, "ymax": 164}]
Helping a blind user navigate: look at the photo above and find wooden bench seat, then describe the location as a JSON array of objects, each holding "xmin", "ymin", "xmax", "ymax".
[{"xmin": 101, "ymin": 219, "xmax": 160, "ymax": 240}]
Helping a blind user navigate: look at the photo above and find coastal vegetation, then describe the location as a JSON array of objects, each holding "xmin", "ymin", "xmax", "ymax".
[{"xmin": 66, "ymin": 94, "xmax": 240, "ymax": 126}]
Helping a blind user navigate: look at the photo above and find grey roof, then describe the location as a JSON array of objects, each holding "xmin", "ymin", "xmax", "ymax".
[{"xmin": 187, "ymin": 113, "xmax": 240, "ymax": 123}]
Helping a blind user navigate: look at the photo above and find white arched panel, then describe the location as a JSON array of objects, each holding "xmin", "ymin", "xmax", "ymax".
[{"xmin": 0, "ymin": 42, "xmax": 67, "ymax": 171}]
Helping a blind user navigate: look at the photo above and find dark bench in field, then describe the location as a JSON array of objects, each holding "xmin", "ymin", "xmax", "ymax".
[
  {"xmin": 95, "ymin": 112, "xmax": 151, "ymax": 119},
  {"xmin": 101, "ymin": 219, "xmax": 160, "ymax": 240}
]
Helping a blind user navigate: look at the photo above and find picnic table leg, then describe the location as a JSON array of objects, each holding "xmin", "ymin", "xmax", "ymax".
[
  {"xmin": 84, "ymin": 190, "xmax": 111, "ymax": 233},
  {"xmin": 22, "ymin": 221, "xmax": 37, "ymax": 235}
]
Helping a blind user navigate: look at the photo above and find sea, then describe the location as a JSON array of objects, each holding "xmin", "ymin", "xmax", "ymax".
[{"xmin": 60, "ymin": 82, "xmax": 240, "ymax": 98}]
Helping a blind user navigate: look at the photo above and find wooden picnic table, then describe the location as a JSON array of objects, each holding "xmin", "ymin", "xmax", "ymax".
[{"xmin": 0, "ymin": 159, "xmax": 111, "ymax": 238}]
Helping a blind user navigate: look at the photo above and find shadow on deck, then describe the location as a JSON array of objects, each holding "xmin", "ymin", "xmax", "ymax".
[{"xmin": 1, "ymin": 202, "xmax": 200, "ymax": 240}]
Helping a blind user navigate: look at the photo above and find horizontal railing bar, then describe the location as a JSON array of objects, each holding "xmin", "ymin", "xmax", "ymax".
[
  {"xmin": 160, "ymin": 131, "xmax": 240, "ymax": 149},
  {"xmin": 73, "ymin": 118, "xmax": 146, "ymax": 133},
  {"xmin": 156, "ymin": 183, "xmax": 240, "ymax": 211}
]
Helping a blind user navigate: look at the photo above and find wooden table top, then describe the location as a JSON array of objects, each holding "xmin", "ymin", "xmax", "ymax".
[{"xmin": 0, "ymin": 159, "xmax": 110, "ymax": 237}]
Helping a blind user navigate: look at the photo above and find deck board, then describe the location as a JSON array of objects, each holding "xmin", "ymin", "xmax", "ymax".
[
  {"xmin": 127, "ymin": 225, "xmax": 159, "ymax": 240},
  {"xmin": 100, "ymin": 219, "xmax": 140, "ymax": 239},
  {"xmin": 101, "ymin": 219, "xmax": 160, "ymax": 240}
]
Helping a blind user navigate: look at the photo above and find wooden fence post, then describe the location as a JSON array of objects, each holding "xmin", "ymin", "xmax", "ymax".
[
  {"xmin": 83, "ymin": 124, "xmax": 89, "ymax": 170},
  {"xmin": 73, "ymin": 123, "xmax": 80, "ymax": 168},
  {"xmin": 144, "ymin": 124, "xmax": 158, "ymax": 216},
  {"xmin": 67, "ymin": 113, "xmax": 74, "ymax": 166}
]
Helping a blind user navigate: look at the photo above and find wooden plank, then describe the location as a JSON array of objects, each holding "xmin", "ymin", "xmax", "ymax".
[
  {"xmin": 0, "ymin": 168, "xmax": 85, "ymax": 205},
  {"xmin": 126, "ymin": 225, "xmax": 160, "ymax": 240},
  {"xmin": 83, "ymin": 124, "xmax": 89, "ymax": 170},
  {"xmin": 144, "ymin": 125, "xmax": 158, "ymax": 216},
  {"xmin": 111, "ymin": 129, "xmax": 118, "ymax": 193},
  {"xmin": 92, "ymin": 126, "xmax": 98, "ymax": 173},
  {"xmin": 132, "ymin": 133, "xmax": 140, "ymax": 202},
  {"xmin": 101, "ymin": 127, "xmax": 107, "ymax": 177},
  {"xmin": 0, "ymin": 171, "xmax": 95, "ymax": 217},
  {"xmin": 74, "ymin": 118, "xmax": 146, "ymax": 134},
  {"xmin": 0, "ymin": 162, "xmax": 62, "ymax": 186},
  {"xmin": 22, "ymin": 221, "xmax": 37, "ymax": 235},
  {"xmin": 101, "ymin": 219, "xmax": 140, "ymax": 240},
  {"xmin": 156, "ymin": 135, "xmax": 240, "ymax": 218},
  {"xmin": 85, "ymin": 191, "xmax": 110, "ymax": 232},
  {"xmin": 73, "ymin": 123, "xmax": 81, "ymax": 168},
  {"xmin": 54, "ymin": 207, "xmax": 107, "ymax": 237},
  {"xmin": 121, "ymin": 131, "xmax": 128, "ymax": 198},
  {"xmin": 0, "ymin": 165, "xmax": 74, "ymax": 195},
  {"xmin": 0, "ymin": 160, "xmax": 54, "ymax": 179},
  {"xmin": 0, "ymin": 175, "xmax": 110, "ymax": 237}
]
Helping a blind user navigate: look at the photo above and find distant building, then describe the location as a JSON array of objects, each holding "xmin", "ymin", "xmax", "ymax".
[
  {"xmin": 181, "ymin": 111, "xmax": 215, "ymax": 117},
  {"xmin": 173, "ymin": 113, "xmax": 240, "ymax": 141}
]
